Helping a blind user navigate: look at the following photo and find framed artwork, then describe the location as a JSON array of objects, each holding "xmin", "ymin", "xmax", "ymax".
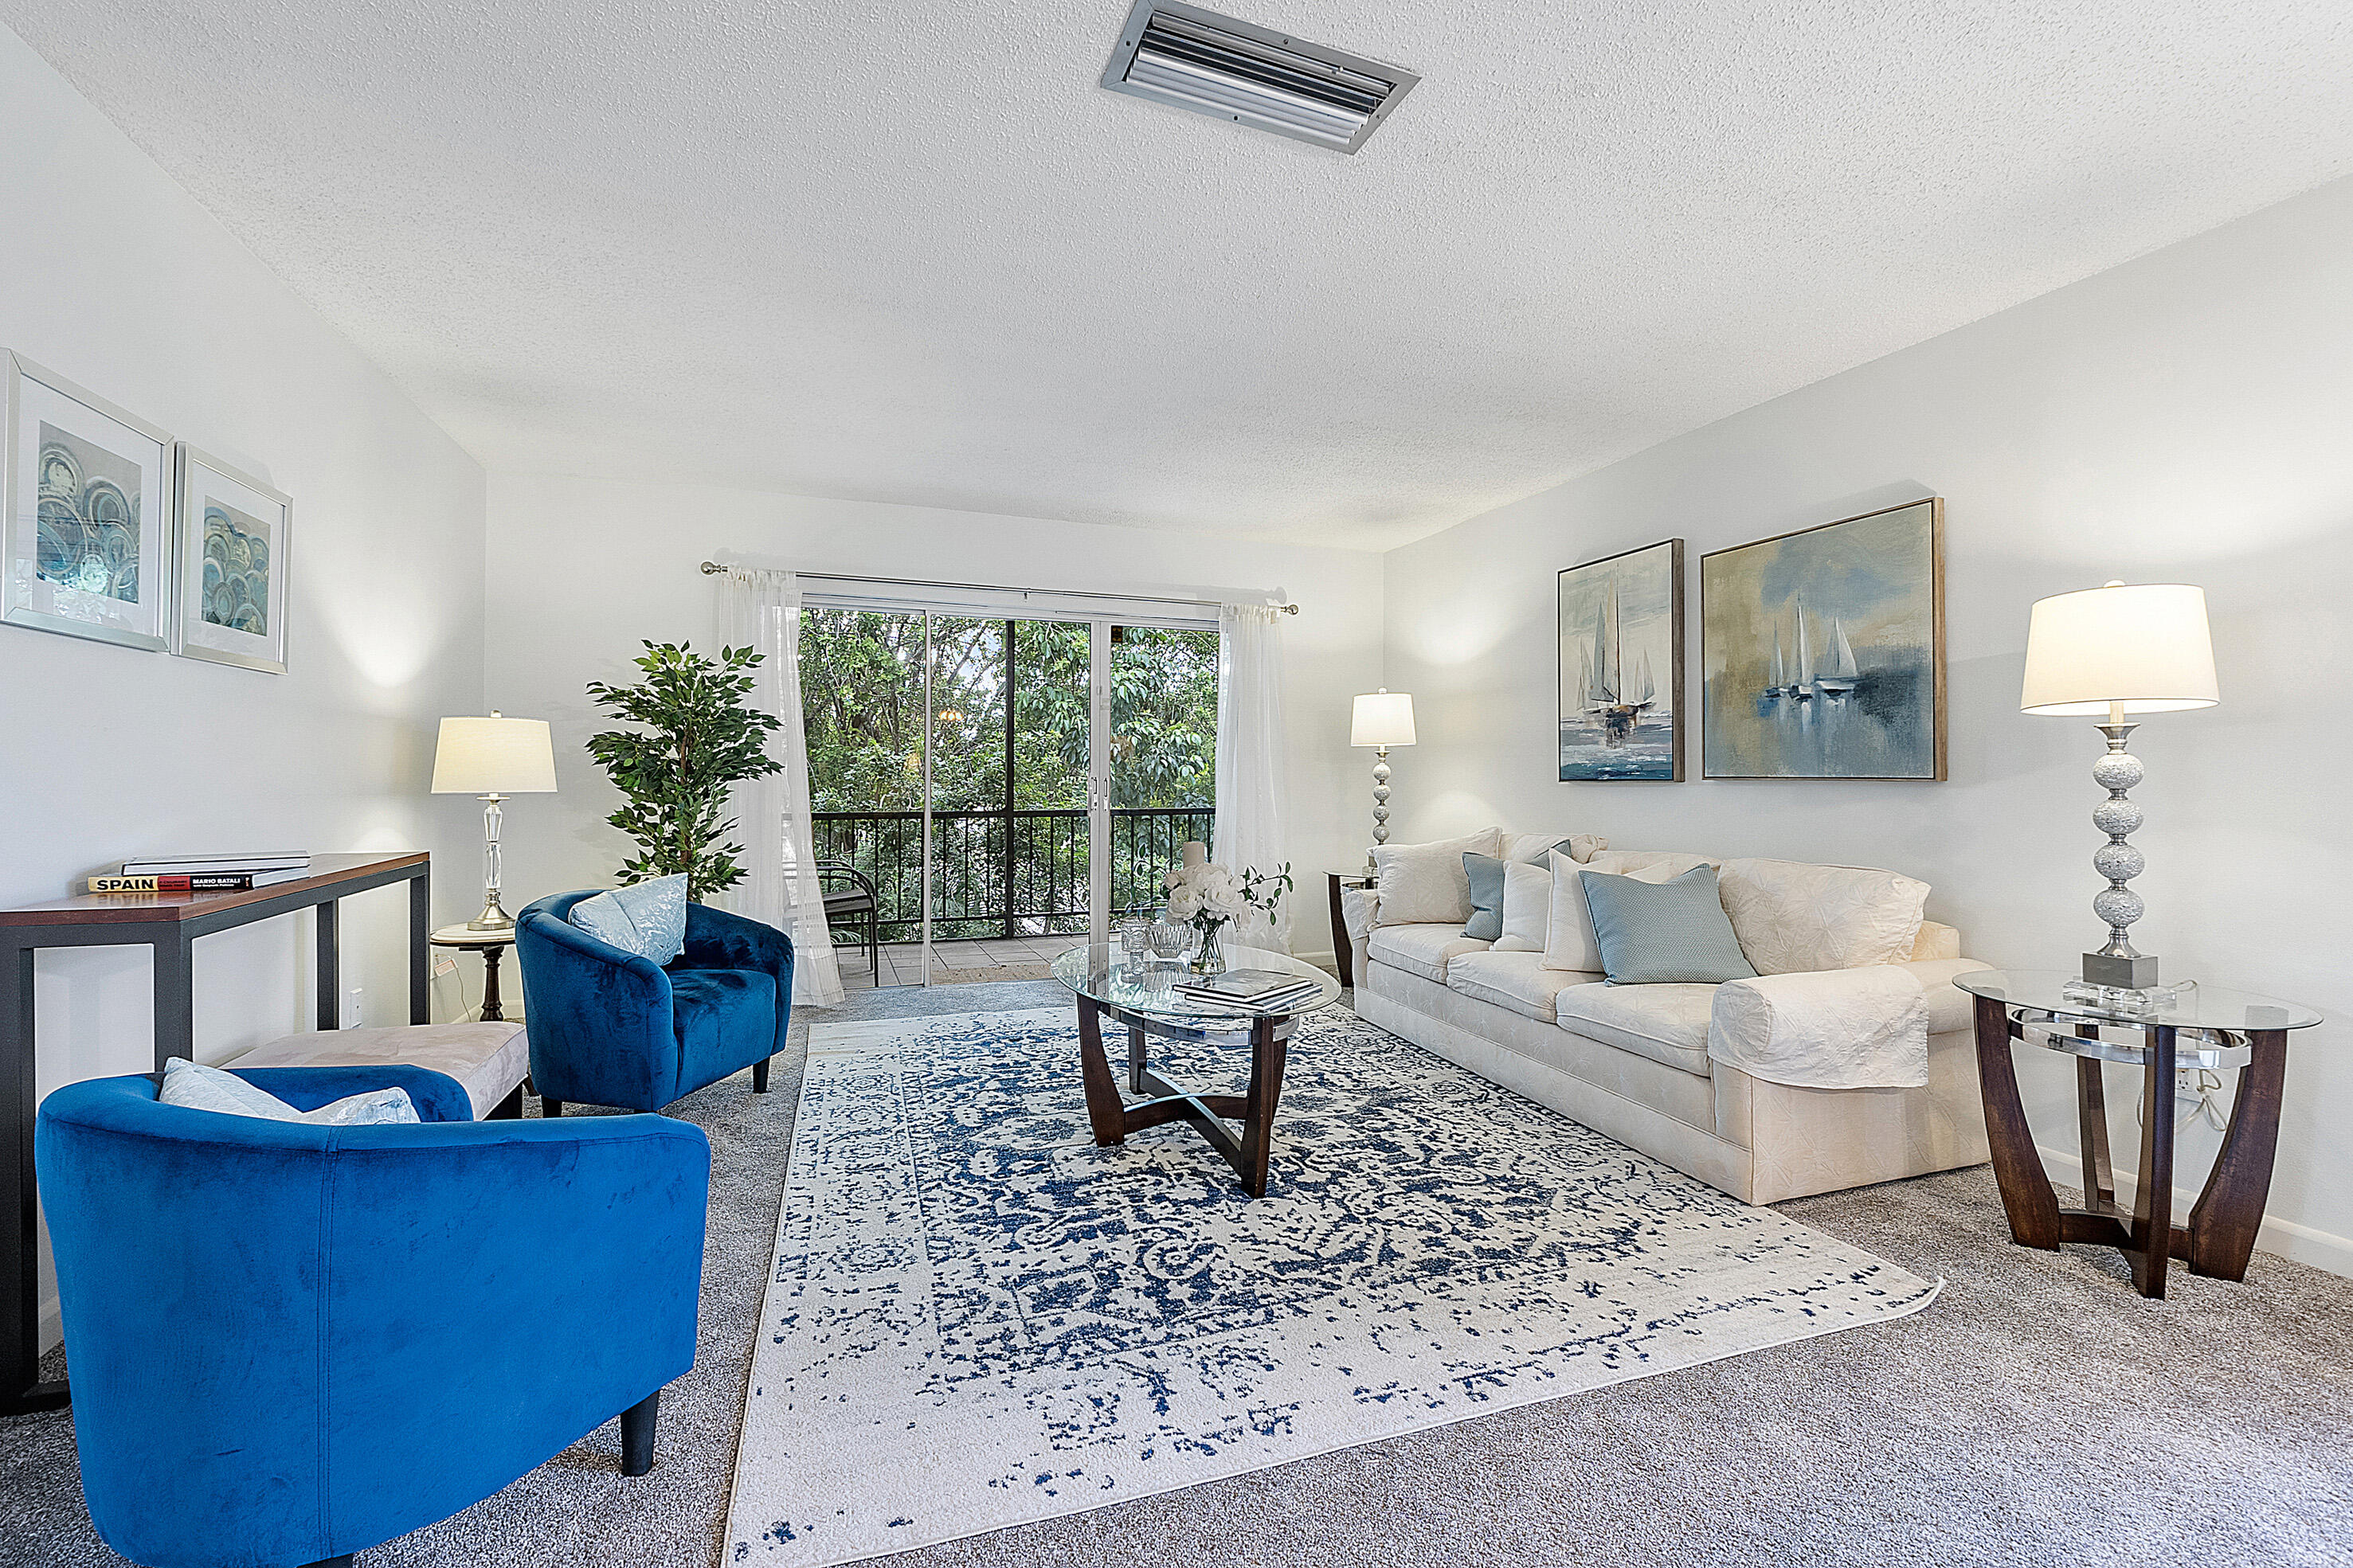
[
  {"xmin": 2, "ymin": 353, "xmax": 174, "ymax": 651},
  {"xmin": 1556, "ymin": 538, "xmax": 1684, "ymax": 781},
  {"xmin": 172, "ymin": 445, "xmax": 292, "ymax": 674},
  {"xmin": 1700, "ymin": 498, "xmax": 1945, "ymax": 780}
]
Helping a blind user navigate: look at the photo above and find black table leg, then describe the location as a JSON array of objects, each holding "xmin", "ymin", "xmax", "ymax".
[
  {"xmin": 2127, "ymin": 1026, "xmax": 2178, "ymax": 1297},
  {"xmin": 153, "ymin": 933, "xmax": 193, "ymax": 1072},
  {"xmin": 1, "ymin": 938, "xmax": 65, "ymax": 1416},
  {"xmin": 409, "ymin": 869, "xmax": 431, "ymax": 1024},
  {"xmin": 479, "ymin": 946, "xmax": 506, "ymax": 1023},
  {"xmin": 315, "ymin": 898, "xmax": 339, "ymax": 1031}
]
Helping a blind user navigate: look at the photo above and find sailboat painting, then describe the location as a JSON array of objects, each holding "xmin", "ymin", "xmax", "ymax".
[
  {"xmin": 1701, "ymin": 499, "xmax": 1945, "ymax": 780},
  {"xmin": 1556, "ymin": 539, "xmax": 1684, "ymax": 781}
]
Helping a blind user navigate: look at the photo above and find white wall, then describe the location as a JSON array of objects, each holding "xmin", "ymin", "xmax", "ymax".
[
  {"xmin": 1383, "ymin": 175, "xmax": 2353, "ymax": 1273},
  {"xmin": 0, "ymin": 27, "xmax": 488, "ymax": 1345},
  {"xmin": 484, "ymin": 473, "xmax": 1384, "ymax": 963}
]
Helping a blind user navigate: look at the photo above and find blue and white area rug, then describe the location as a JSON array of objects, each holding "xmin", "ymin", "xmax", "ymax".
[{"xmin": 725, "ymin": 1007, "xmax": 1940, "ymax": 1566}]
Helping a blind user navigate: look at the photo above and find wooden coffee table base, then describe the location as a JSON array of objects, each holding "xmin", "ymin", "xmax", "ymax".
[
  {"xmin": 1075, "ymin": 993, "xmax": 1289, "ymax": 1198},
  {"xmin": 1973, "ymin": 992, "xmax": 2289, "ymax": 1299}
]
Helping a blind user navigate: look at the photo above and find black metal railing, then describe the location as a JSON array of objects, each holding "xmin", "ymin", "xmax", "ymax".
[{"xmin": 811, "ymin": 806, "xmax": 1215, "ymax": 943}]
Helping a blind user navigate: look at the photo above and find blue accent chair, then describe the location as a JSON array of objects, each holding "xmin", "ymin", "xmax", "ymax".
[
  {"xmin": 35, "ymin": 1064, "xmax": 710, "ymax": 1568},
  {"xmin": 515, "ymin": 893, "xmax": 793, "ymax": 1116}
]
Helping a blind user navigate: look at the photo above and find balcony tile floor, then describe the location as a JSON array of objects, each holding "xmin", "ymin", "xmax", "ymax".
[{"xmin": 836, "ymin": 934, "xmax": 1083, "ymax": 989}]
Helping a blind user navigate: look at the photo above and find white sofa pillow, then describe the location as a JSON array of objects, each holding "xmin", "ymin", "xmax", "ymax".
[
  {"xmin": 1717, "ymin": 858, "xmax": 1930, "ymax": 975},
  {"xmin": 1584, "ymin": 848, "xmax": 1718, "ymax": 878},
  {"xmin": 1493, "ymin": 861, "xmax": 1552, "ymax": 952},
  {"xmin": 1505, "ymin": 831, "xmax": 1606, "ymax": 866},
  {"xmin": 1540, "ymin": 851, "xmax": 1682, "ymax": 972},
  {"xmin": 1372, "ymin": 829, "xmax": 1505, "ymax": 927}
]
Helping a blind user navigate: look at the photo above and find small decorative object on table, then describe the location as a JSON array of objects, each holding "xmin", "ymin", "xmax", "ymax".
[
  {"xmin": 1149, "ymin": 918, "xmax": 1190, "ymax": 960},
  {"xmin": 1117, "ymin": 917, "xmax": 1150, "ymax": 977},
  {"xmin": 1162, "ymin": 840, "xmax": 1293, "ymax": 976},
  {"xmin": 2019, "ymin": 581, "xmax": 2219, "ymax": 1010}
]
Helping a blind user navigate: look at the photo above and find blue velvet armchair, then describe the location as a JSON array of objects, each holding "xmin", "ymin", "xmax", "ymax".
[
  {"xmin": 34, "ymin": 1064, "xmax": 710, "ymax": 1568},
  {"xmin": 515, "ymin": 893, "xmax": 793, "ymax": 1116}
]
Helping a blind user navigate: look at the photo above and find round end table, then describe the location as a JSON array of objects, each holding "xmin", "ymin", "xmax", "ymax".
[
  {"xmin": 1959, "ymin": 969, "xmax": 2321, "ymax": 1298},
  {"xmin": 431, "ymin": 922, "xmax": 519, "ymax": 1023}
]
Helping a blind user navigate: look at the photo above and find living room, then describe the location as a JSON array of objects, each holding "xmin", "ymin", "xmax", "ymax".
[{"xmin": 2, "ymin": 4, "xmax": 2347, "ymax": 1566}]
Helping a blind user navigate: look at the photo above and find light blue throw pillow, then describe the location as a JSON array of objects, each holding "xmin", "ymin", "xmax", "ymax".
[
  {"xmin": 569, "ymin": 873, "xmax": 689, "ymax": 964},
  {"xmin": 1462, "ymin": 853, "xmax": 1508, "ymax": 941},
  {"xmin": 1579, "ymin": 866, "xmax": 1759, "ymax": 985},
  {"xmin": 158, "ymin": 1058, "xmax": 421, "ymax": 1126}
]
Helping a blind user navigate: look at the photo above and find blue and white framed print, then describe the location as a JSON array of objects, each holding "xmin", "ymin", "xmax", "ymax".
[
  {"xmin": 2, "ymin": 354, "xmax": 174, "ymax": 651},
  {"xmin": 172, "ymin": 445, "xmax": 292, "ymax": 675}
]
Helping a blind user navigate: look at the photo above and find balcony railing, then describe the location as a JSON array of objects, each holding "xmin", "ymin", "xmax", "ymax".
[{"xmin": 812, "ymin": 807, "xmax": 1214, "ymax": 944}]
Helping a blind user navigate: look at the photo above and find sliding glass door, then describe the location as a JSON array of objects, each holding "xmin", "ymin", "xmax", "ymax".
[{"xmin": 804, "ymin": 606, "xmax": 1217, "ymax": 986}]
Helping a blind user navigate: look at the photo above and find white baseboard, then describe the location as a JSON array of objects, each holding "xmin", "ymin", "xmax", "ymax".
[{"xmin": 2035, "ymin": 1142, "xmax": 2353, "ymax": 1281}]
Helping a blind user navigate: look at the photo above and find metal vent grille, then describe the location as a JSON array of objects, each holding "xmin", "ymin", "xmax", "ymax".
[{"xmin": 1100, "ymin": 2, "xmax": 1419, "ymax": 154}]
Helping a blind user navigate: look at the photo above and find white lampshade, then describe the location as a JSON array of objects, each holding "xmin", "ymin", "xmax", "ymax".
[
  {"xmin": 1352, "ymin": 689, "xmax": 1417, "ymax": 748},
  {"xmin": 431, "ymin": 714, "xmax": 558, "ymax": 794},
  {"xmin": 2020, "ymin": 583, "xmax": 2220, "ymax": 718}
]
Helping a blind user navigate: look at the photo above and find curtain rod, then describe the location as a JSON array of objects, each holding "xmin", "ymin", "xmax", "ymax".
[{"xmin": 699, "ymin": 562, "xmax": 1298, "ymax": 615}]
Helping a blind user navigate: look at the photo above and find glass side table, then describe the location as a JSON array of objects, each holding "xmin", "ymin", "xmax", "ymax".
[{"xmin": 1956, "ymin": 969, "xmax": 2322, "ymax": 1298}]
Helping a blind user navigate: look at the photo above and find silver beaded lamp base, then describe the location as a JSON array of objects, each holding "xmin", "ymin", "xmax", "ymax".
[{"xmin": 2061, "ymin": 718, "xmax": 2183, "ymax": 1012}]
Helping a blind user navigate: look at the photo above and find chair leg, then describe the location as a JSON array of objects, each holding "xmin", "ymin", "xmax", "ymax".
[
  {"xmin": 620, "ymin": 1390, "xmax": 660, "ymax": 1476},
  {"xmin": 542, "ymin": 1098, "xmax": 564, "ymax": 1118},
  {"xmin": 752, "ymin": 1057, "xmax": 771, "ymax": 1093}
]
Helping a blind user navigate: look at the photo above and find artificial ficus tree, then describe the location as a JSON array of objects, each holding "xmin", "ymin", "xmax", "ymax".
[{"xmin": 585, "ymin": 641, "xmax": 781, "ymax": 901}]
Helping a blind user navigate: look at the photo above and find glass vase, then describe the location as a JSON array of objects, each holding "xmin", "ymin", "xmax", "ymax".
[{"xmin": 1190, "ymin": 920, "xmax": 1227, "ymax": 975}]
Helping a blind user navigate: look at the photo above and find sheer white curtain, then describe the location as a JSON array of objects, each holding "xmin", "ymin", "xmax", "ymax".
[
  {"xmin": 1213, "ymin": 602, "xmax": 1292, "ymax": 952},
  {"xmin": 719, "ymin": 569, "xmax": 844, "ymax": 1007}
]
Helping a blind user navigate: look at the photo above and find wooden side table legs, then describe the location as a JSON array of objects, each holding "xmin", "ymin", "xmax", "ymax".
[{"xmin": 1972, "ymin": 995, "xmax": 2290, "ymax": 1299}]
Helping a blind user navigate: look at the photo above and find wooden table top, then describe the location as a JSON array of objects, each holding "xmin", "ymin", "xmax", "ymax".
[{"xmin": 0, "ymin": 851, "xmax": 429, "ymax": 928}]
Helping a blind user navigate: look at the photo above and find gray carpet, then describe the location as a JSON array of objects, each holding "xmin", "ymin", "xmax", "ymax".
[{"xmin": 6, "ymin": 981, "xmax": 2351, "ymax": 1567}]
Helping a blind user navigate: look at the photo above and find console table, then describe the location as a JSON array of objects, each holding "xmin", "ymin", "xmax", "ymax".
[
  {"xmin": 1960, "ymin": 968, "xmax": 2322, "ymax": 1299},
  {"xmin": 1, "ymin": 850, "xmax": 431, "ymax": 1416}
]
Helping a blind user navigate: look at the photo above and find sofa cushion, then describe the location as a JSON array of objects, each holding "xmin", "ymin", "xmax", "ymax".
[
  {"xmin": 1541, "ymin": 851, "xmax": 1681, "ymax": 973},
  {"xmin": 1372, "ymin": 829, "xmax": 1505, "ymax": 926},
  {"xmin": 1505, "ymin": 831, "xmax": 1606, "ymax": 866},
  {"xmin": 1717, "ymin": 858, "xmax": 1929, "ymax": 975},
  {"xmin": 1367, "ymin": 924, "xmax": 1492, "ymax": 984},
  {"xmin": 1584, "ymin": 849, "xmax": 1718, "ymax": 879},
  {"xmin": 1446, "ymin": 950, "xmax": 1585, "ymax": 1024},
  {"xmin": 1581, "ymin": 865, "xmax": 1757, "ymax": 985},
  {"xmin": 1494, "ymin": 862, "xmax": 1552, "ymax": 952},
  {"xmin": 1556, "ymin": 983, "xmax": 1719, "ymax": 1077}
]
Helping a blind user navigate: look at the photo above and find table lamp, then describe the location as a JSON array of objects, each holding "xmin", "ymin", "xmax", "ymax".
[
  {"xmin": 432, "ymin": 712, "xmax": 558, "ymax": 932},
  {"xmin": 1351, "ymin": 689, "xmax": 1416, "ymax": 870},
  {"xmin": 2020, "ymin": 581, "xmax": 2218, "ymax": 1002}
]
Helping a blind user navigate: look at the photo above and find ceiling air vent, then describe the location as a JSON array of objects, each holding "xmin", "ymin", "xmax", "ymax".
[{"xmin": 1100, "ymin": 1, "xmax": 1419, "ymax": 154}]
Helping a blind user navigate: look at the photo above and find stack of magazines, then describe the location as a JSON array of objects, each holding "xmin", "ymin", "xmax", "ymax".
[
  {"xmin": 1172, "ymin": 968, "xmax": 1322, "ymax": 1014},
  {"xmin": 90, "ymin": 852, "xmax": 312, "ymax": 894}
]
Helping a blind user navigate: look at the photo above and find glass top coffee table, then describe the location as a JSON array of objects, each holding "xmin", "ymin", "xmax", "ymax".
[
  {"xmin": 1051, "ymin": 943, "xmax": 1341, "ymax": 1198},
  {"xmin": 1957, "ymin": 968, "xmax": 2323, "ymax": 1299}
]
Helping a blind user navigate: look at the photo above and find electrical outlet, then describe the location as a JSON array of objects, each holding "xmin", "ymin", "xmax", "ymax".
[
  {"xmin": 341, "ymin": 985, "xmax": 364, "ymax": 1030},
  {"xmin": 433, "ymin": 955, "xmax": 460, "ymax": 980}
]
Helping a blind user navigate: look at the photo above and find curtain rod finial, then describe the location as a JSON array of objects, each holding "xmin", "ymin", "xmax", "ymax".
[{"xmin": 701, "ymin": 561, "xmax": 724, "ymax": 575}]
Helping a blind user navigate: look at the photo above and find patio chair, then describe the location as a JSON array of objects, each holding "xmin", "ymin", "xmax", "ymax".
[{"xmin": 819, "ymin": 861, "xmax": 881, "ymax": 980}]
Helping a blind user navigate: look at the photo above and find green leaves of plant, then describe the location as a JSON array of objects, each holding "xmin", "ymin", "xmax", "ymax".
[{"xmin": 585, "ymin": 641, "xmax": 784, "ymax": 902}]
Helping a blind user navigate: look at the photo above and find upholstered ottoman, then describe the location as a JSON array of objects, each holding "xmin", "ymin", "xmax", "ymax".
[{"xmin": 234, "ymin": 1021, "xmax": 531, "ymax": 1119}]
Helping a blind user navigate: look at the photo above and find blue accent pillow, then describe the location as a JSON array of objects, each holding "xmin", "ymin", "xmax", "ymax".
[
  {"xmin": 1579, "ymin": 866, "xmax": 1759, "ymax": 985},
  {"xmin": 1463, "ymin": 839, "xmax": 1585, "ymax": 940},
  {"xmin": 570, "ymin": 874, "xmax": 689, "ymax": 965},
  {"xmin": 1462, "ymin": 853, "xmax": 1508, "ymax": 941}
]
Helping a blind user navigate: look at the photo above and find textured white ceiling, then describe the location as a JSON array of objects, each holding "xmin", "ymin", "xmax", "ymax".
[{"xmin": 8, "ymin": 2, "xmax": 2353, "ymax": 547}]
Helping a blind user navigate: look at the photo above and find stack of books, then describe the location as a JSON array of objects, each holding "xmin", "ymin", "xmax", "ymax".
[
  {"xmin": 88, "ymin": 852, "xmax": 312, "ymax": 895},
  {"xmin": 1172, "ymin": 968, "xmax": 1323, "ymax": 1014}
]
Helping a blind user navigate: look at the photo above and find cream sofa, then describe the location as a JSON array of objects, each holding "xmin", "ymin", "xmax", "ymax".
[{"xmin": 1342, "ymin": 836, "xmax": 1992, "ymax": 1206}]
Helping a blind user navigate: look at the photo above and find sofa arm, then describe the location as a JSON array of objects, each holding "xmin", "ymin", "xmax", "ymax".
[
  {"xmin": 1339, "ymin": 886, "xmax": 1379, "ymax": 987},
  {"xmin": 1709, "ymin": 964, "xmax": 1933, "ymax": 1090},
  {"xmin": 1908, "ymin": 957, "xmax": 1995, "ymax": 1034},
  {"xmin": 679, "ymin": 902, "xmax": 794, "ymax": 1055},
  {"xmin": 232, "ymin": 1064, "xmax": 474, "ymax": 1124}
]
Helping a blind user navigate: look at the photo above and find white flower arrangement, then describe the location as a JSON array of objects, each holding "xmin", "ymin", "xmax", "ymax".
[{"xmin": 1165, "ymin": 858, "xmax": 1291, "ymax": 935}]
